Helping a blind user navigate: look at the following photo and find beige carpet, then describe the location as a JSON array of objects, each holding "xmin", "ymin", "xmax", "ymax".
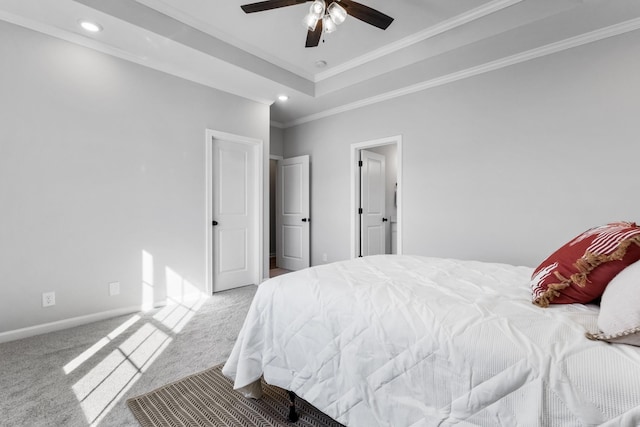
[
  {"xmin": 127, "ymin": 364, "xmax": 344, "ymax": 427},
  {"xmin": 0, "ymin": 286, "xmax": 257, "ymax": 427}
]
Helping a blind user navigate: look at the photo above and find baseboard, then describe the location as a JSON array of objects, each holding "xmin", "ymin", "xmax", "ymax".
[{"xmin": 0, "ymin": 304, "xmax": 163, "ymax": 344}]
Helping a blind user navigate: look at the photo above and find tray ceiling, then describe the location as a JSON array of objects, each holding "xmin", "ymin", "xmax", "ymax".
[{"xmin": 1, "ymin": 0, "xmax": 640, "ymax": 126}]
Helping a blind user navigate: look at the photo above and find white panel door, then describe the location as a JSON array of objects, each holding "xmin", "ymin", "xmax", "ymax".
[
  {"xmin": 212, "ymin": 138, "xmax": 257, "ymax": 292},
  {"xmin": 361, "ymin": 150, "xmax": 386, "ymax": 256},
  {"xmin": 276, "ymin": 155, "xmax": 309, "ymax": 271}
]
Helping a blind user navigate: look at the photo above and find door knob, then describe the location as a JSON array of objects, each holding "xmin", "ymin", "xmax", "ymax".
[
  {"xmin": 301, "ymin": 218, "xmax": 310, "ymax": 222},
  {"xmin": 382, "ymin": 217, "xmax": 388, "ymax": 222},
  {"xmin": 212, "ymin": 220, "xmax": 218, "ymax": 226}
]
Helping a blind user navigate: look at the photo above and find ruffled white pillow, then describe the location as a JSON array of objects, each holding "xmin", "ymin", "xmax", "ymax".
[{"xmin": 586, "ymin": 260, "xmax": 640, "ymax": 346}]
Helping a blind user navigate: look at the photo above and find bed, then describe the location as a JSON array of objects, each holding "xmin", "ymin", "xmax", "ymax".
[{"xmin": 222, "ymin": 254, "xmax": 640, "ymax": 426}]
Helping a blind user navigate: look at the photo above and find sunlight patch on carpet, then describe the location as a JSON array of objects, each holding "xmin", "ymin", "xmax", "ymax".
[{"xmin": 64, "ymin": 251, "xmax": 209, "ymax": 426}]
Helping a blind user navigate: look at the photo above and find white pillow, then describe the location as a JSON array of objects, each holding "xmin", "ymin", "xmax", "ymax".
[{"xmin": 586, "ymin": 260, "xmax": 640, "ymax": 346}]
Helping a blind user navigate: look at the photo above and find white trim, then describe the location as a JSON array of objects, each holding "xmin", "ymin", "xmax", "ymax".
[
  {"xmin": 350, "ymin": 135, "xmax": 403, "ymax": 259},
  {"xmin": 270, "ymin": 120, "xmax": 285, "ymax": 129},
  {"xmin": 285, "ymin": 17, "xmax": 640, "ymax": 128},
  {"xmin": 205, "ymin": 129, "xmax": 264, "ymax": 294},
  {"xmin": 0, "ymin": 305, "xmax": 158, "ymax": 344},
  {"xmin": 270, "ymin": 154, "xmax": 284, "ymax": 161},
  {"xmin": 315, "ymin": 0, "xmax": 523, "ymax": 82}
]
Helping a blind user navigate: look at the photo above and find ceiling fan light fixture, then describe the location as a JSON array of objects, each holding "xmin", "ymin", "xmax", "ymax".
[
  {"xmin": 323, "ymin": 14, "xmax": 337, "ymax": 33},
  {"xmin": 302, "ymin": 12, "xmax": 319, "ymax": 31},
  {"xmin": 309, "ymin": 0, "xmax": 326, "ymax": 17},
  {"xmin": 327, "ymin": 2, "xmax": 347, "ymax": 25}
]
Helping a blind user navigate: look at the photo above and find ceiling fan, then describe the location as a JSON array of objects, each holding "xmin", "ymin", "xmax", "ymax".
[{"xmin": 240, "ymin": 0, "xmax": 394, "ymax": 47}]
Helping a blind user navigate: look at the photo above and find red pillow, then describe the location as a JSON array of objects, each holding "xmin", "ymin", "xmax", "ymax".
[{"xmin": 531, "ymin": 222, "xmax": 640, "ymax": 307}]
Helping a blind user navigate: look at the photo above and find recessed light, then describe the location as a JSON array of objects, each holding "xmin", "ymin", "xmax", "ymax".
[
  {"xmin": 315, "ymin": 60, "xmax": 327, "ymax": 68},
  {"xmin": 278, "ymin": 95, "xmax": 289, "ymax": 102},
  {"xmin": 79, "ymin": 20, "xmax": 103, "ymax": 33}
]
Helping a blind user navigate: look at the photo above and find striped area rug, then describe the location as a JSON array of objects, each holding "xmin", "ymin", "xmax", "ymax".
[{"xmin": 127, "ymin": 364, "xmax": 344, "ymax": 427}]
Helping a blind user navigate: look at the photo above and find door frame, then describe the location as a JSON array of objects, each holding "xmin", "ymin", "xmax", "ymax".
[
  {"xmin": 205, "ymin": 129, "xmax": 264, "ymax": 295},
  {"xmin": 350, "ymin": 135, "xmax": 403, "ymax": 259}
]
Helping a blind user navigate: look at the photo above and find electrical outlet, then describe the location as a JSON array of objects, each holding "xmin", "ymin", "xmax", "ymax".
[
  {"xmin": 322, "ymin": 253, "xmax": 328, "ymax": 262},
  {"xmin": 42, "ymin": 292, "xmax": 56, "ymax": 307},
  {"xmin": 109, "ymin": 282, "xmax": 120, "ymax": 296}
]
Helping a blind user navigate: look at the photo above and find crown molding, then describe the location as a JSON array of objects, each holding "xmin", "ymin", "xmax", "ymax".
[
  {"xmin": 314, "ymin": 0, "xmax": 523, "ymax": 82},
  {"xmin": 284, "ymin": 16, "xmax": 640, "ymax": 128}
]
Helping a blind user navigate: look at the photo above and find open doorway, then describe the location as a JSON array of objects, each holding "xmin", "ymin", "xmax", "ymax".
[
  {"xmin": 350, "ymin": 136, "xmax": 402, "ymax": 259},
  {"xmin": 269, "ymin": 155, "xmax": 288, "ymax": 278}
]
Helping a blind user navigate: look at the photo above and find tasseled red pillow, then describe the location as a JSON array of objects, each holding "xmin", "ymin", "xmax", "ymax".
[{"xmin": 531, "ymin": 222, "xmax": 640, "ymax": 307}]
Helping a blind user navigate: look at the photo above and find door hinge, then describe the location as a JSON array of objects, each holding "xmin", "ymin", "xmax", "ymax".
[
  {"xmin": 358, "ymin": 160, "xmax": 363, "ymax": 167},
  {"xmin": 358, "ymin": 208, "xmax": 363, "ymax": 214}
]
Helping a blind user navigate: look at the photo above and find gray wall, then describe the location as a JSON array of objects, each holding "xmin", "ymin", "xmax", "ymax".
[
  {"xmin": 283, "ymin": 30, "xmax": 640, "ymax": 268},
  {"xmin": 270, "ymin": 126, "xmax": 284, "ymax": 157},
  {"xmin": 0, "ymin": 21, "xmax": 270, "ymax": 333}
]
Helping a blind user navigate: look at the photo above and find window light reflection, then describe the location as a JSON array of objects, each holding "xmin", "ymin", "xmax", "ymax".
[
  {"xmin": 64, "ymin": 251, "xmax": 207, "ymax": 425},
  {"xmin": 63, "ymin": 315, "xmax": 141, "ymax": 374},
  {"xmin": 72, "ymin": 323, "xmax": 173, "ymax": 425}
]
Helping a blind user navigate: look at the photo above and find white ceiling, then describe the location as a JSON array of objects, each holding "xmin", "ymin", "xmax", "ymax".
[{"xmin": 2, "ymin": 0, "xmax": 640, "ymax": 127}]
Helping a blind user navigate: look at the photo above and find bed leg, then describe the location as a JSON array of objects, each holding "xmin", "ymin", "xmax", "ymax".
[{"xmin": 287, "ymin": 390, "xmax": 299, "ymax": 422}]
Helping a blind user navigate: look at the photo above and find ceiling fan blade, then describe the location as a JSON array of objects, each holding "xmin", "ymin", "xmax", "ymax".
[
  {"xmin": 305, "ymin": 18, "xmax": 323, "ymax": 47},
  {"xmin": 339, "ymin": 0, "xmax": 393, "ymax": 30},
  {"xmin": 241, "ymin": 0, "xmax": 308, "ymax": 14}
]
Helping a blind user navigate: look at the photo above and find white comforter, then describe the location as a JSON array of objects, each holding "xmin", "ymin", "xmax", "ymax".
[{"xmin": 222, "ymin": 255, "xmax": 640, "ymax": 426}]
